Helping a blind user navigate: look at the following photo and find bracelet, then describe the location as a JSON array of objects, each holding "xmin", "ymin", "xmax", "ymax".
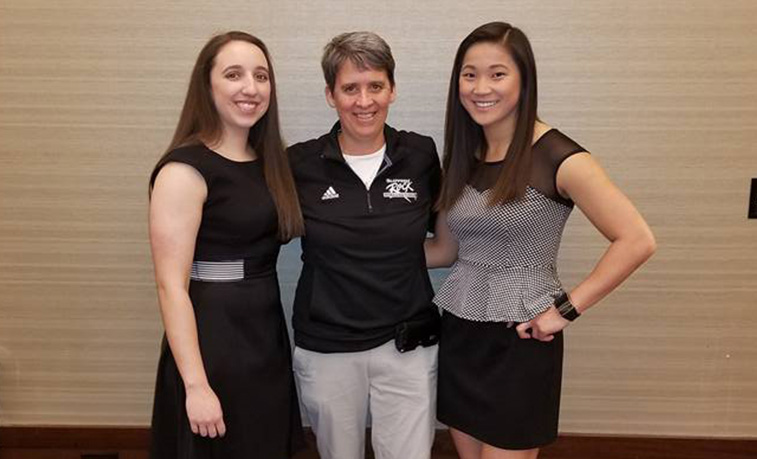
[{"xmin": 555, "ymin": 291, "xmax": 581, "ymax": 321}]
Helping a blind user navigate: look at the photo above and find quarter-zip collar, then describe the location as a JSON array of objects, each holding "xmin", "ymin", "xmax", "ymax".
[{"xmin": 321, "ymin": 121, "xmax": 405, "ymax": 167}]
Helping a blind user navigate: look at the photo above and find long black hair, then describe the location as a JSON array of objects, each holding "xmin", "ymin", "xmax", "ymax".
[{"xmin": 438, "ymin": 22, "xmax": 538, "ymax": 210}]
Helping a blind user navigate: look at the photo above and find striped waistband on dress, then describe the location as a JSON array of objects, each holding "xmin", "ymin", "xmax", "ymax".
[{"xmin": 190, "ymin": 258, "xmax": 274, "ymax": 282}]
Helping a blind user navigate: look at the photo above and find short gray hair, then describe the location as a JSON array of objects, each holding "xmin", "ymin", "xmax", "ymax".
[{"xmin": 321, "ymin": 31, "xmax": 395, "ymax": 91}]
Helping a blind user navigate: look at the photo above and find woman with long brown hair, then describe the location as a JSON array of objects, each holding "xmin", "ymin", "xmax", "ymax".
[
  {"xmin": 426, "ymin": 22, "xmax": 656, "ymax": 459},
  {"xmin": 148, "ymin": 31, "xmax": 304, "ymax": 458}
]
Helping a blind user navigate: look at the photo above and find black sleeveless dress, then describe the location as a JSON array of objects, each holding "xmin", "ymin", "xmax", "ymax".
[{"xmin": 149, "ymin": 144, "xmax": 304, "ymax": 458}]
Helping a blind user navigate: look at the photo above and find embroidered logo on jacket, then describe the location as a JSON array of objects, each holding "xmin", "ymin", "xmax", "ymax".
[
  {"xmin": 321, "ymin": 186, "xmax": 340, "ymax": 201},
  {"xmin": 383, "ymin": 178, "xmax": 417, "ymax": 202}
]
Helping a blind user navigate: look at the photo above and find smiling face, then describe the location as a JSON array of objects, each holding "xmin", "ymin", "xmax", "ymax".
[
  {"xmin": 325, "ymin": 59, "xmax": 396, "ymax": 154},
  {"xmin": 209, "ymin": 40, "xmax": 271, "ymax": 137},
  {"xmin": 458, "ymin": 41, "xmax": 522, "ymax": 136}
]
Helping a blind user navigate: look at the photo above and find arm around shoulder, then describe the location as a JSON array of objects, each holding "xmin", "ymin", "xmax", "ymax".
[{"xmin": 424, "ymin": 209, "xmax": 459, "ymax": 268}]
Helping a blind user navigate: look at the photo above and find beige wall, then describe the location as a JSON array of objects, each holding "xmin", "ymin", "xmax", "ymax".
[{"xmin": 1, "ymin": 0, "xmax": 756, "ymax": 437}]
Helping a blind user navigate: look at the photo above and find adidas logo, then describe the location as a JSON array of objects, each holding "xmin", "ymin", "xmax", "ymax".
[{"xmin": 321, "ymin": 186, "xmax": 340, "ymax": 201}]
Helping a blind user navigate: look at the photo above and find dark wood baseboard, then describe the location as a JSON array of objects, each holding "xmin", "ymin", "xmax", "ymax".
[
  {"xmin": 0, "ymin": 427, "xmax": 149, "ymax": 450},
  {"xmin": 1, "ymin": 426, "xmax": 755, "ymax": 459},
  {"xmin": 539, "ymin": 435, "xmax": 757, "ymax": 459}
]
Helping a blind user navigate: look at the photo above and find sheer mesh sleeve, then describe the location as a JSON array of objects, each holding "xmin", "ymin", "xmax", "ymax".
[{"xmin": 529, "ymin": 129, "xmax": 586, "ymax": 207}]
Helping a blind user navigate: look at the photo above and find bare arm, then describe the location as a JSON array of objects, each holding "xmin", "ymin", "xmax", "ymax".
[
  {"xmin": 518, "ymin": 153, "xmax": 656, "ymax": 341},
  {"xmin": 424, "ymin": 210, "xmax": 459, "ymax": 268},
  {"xmin": 150, "ymin": 162, "xmax": 226, "ymax": 438}
]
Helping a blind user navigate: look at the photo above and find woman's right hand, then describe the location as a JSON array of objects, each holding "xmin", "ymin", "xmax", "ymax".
[{"xmin": 186, "ymin": 383, "xmax": 226, "ymax": 438}]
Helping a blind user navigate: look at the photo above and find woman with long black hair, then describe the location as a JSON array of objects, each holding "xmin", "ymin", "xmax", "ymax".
[{"xmin": 426, "ymin": 22, "xmax": 656, "ymax": 459}]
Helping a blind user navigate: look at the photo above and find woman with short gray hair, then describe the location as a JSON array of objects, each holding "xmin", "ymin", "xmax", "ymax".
[{"xmin": 288, "ymin": 31, "xmax": 442, "ymax": 459}]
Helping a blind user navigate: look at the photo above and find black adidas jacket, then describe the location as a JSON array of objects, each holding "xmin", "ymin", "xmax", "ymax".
[{"xmin": 288, "ymin": 122, "xmax": 441, "ymax": 353}]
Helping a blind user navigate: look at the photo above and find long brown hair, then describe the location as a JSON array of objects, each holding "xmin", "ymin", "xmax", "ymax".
[
  {"xmin": 438, "ymin": 22, "xmax": 538, "ymax": 210},
  {"xmin": 152, "ymin": 31, "xmax": 303, "ymax": 240}
]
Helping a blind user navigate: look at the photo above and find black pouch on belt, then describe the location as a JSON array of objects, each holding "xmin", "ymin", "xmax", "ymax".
[{"xmin": 394, "ymin": 312, "xmax": 441, "ymax": 353}]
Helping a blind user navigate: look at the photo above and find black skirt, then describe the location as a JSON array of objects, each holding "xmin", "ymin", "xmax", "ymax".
[
  {"xmin": 150, "ymin": 274, "xmax": 305, "ymax": 458},
  {"xmin": 437, "ymin": 310, "xmax": 563, "ymax": 450}
]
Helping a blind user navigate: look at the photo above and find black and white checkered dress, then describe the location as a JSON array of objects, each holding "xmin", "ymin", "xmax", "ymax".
[{"xmin": 434, "ymin": 129, "xmax": 586, "ymax": 323}]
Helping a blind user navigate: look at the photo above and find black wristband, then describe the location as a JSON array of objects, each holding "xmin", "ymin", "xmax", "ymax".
[{"xmin": 555, "ymin": 291, "xmax": 580, "ymax": 321}]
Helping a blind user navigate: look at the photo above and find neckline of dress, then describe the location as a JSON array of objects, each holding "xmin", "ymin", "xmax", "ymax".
[
  {"xmin": 204, "ymin": 145, "xmax": 260, "ymax": 165},
  {"xmin": 481, "ymin": 128, "xmax": 555, "ymax": 165}
]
